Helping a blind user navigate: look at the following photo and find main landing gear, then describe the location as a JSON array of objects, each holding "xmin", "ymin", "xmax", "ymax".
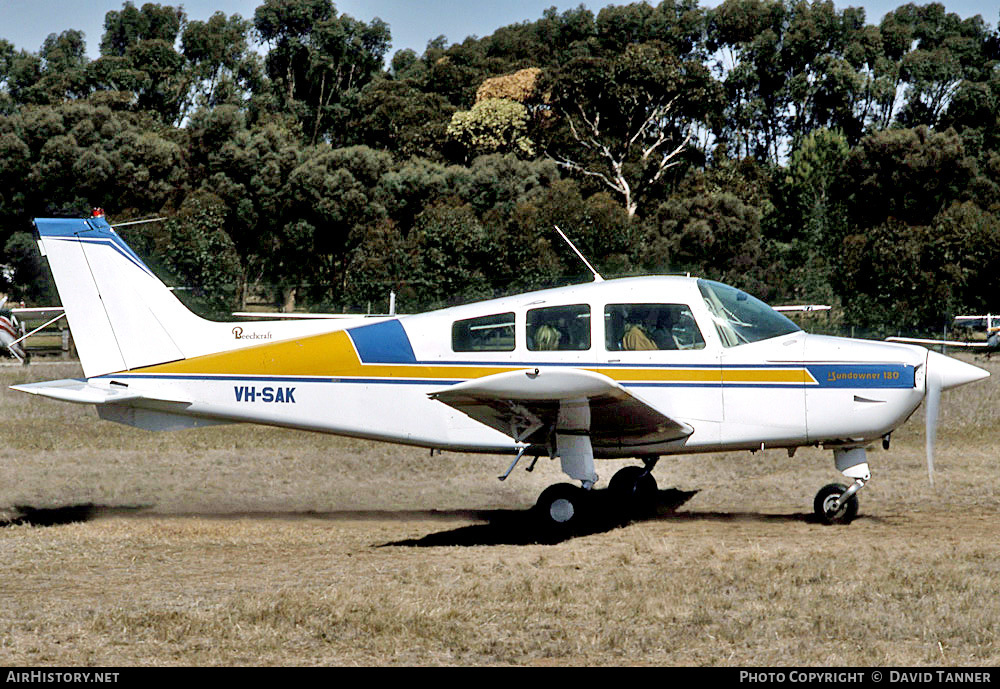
[
  {"xmin": 533, "ymin": 458, "xmax": 660, "ymax": 534},
  {"xmin": 813, "ymin": 447, "xmax": 870, "ymax": 525},
  {"xmin": 534, "ymin": 483, "xmax": 591, "ymax": 534},
  {"xmin": 607, "ymin": 458, "xmax": 659, "ymax": 520}
]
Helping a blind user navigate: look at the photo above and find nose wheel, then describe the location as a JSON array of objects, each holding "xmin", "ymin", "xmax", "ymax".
[
  {"xmin": 814, "ymin": 482, "xmax": 860, "ymax": 524},
  {"xmin": 813, "ymin": 447, "xmax": 870, "ymax": 524}
]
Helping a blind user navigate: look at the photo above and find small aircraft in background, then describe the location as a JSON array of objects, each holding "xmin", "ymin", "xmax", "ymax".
[
  {"xmin": 772, "ymin": 304, "xmax": 832, "ymax": 313},
  {"xmin": 0, "ymin": 298, "xmax": 65, "ymax": 363},
  {"xmin": 887, "ymin": 314, "xmax": 1000, "ymax": 353},
  {"xmin": 0, "ymin": 302, "xmax": 25, "ymax": 362},
  {"xmin": 13, "ymin": 213, "xmax": 990, "ymax": 533}
]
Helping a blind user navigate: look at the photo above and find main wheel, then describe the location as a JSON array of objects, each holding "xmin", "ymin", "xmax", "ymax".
[
  {"xmin": 535, "ymin": 483, "xmax": 589, "ymax": 534},
  {"xmin": 608, "ymin": 465, "xmax": 658, "ymax": 519},
  {"xmin": 814, "ymin": 483, "xmax": 859, "ymax": 525}
]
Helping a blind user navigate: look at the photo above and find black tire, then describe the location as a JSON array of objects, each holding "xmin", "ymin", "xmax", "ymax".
[
  {"xmin": 814, "ymin": 483, "xmax": 859, "ymax": 525},
  {"xmin": 608, "ymin": 465, "xmax": 659, "ymax": 520},
  {"xmin": 535, "ymin": 483, "xmax": 589, "ymax": 534}
]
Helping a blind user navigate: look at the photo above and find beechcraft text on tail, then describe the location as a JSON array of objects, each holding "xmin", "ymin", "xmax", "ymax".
[{"xmin": 13, "ymin": 213, "xmax": 990, "ymax": 532}]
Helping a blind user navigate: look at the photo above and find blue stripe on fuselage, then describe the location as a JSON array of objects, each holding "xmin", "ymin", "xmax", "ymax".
[
  {"xmin": 347, "ymin": 320, "xmax": 417, "ymax": 364},
  {"xmin": 805, "ymin": 363, "xmax": 914, "ymax": 388}
]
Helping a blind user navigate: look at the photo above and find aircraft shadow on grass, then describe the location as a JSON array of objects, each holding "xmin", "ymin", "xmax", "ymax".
[
  {"xmin": 0, "ymin": 503, "xmax": 149, "ymax": 527},
  {"xmin": 1, "ymin": 489, "xmax": 875, "ymax": 544},
  {"xmin": 377, "ymin": 488, "xmax": 869, "ymax": 547}
]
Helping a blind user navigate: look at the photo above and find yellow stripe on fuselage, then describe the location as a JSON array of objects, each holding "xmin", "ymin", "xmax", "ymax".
[
  {"xmin": 138, "ymin": 330, "xmax": 363, "ymax": 376},
  {"xmin": 721, "ymin": 368, "xmax": 816, "ymax": 384},
  {"xmin": 134, "ymin": 330, "xmax": 817, "ymax": 385}
]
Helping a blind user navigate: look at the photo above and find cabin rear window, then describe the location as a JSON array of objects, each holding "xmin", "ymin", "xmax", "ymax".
[
  {"xmin": 527, "ymin": 304, "xmax": 591, "ymax": 351},
  {"xmin": 452, "ymin": 312, "xmax": 515, "ymax": 352}
]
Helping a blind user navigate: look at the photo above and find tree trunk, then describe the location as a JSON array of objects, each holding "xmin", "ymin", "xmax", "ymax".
[{"xmin": 281, "ymin": 286, "xmax": 296, "ymax": 313}]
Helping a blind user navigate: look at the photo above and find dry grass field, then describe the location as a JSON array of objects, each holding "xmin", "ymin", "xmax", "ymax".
[{"xmin": 2, "ymin": 357, "xmax": 1000, "ymax": 666}]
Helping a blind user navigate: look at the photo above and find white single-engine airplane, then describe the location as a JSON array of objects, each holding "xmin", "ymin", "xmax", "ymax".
[
  {"xmin": 13, "ymin": 214, "xmax": 991, "ymax": 530},
  {"xmin": 888, "ymin": 315, "xmax": 1000, "ymax": 353},
  {"xmin": 0, "ymin": 298, "xmax": 65, "ymax": 363},
  {"xmin": 0, "ymin": 301, "xmax": 25, "ymax": 362}
]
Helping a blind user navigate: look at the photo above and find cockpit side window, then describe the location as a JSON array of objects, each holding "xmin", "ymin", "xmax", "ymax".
[
  {"xmin": 697, "ymin": 279, "xmax": 800, "ymax": 347},
  {"xmin": 452, "ymin": 312, "xmax": 515, "ymax": 352},
  {"xmin": 527, "ymin": 304, "xmax": 591, "ymax": 351},
  {"xmin": 605, "ymin": 304, "xmax": 706, "ymax": 351}
]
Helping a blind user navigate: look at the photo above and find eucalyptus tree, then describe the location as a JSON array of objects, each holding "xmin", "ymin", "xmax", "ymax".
[
  {"xmin": 352, "ymin": 76, "xmax": 456, "ymax": 160},
  {"xmin": 89, "ymin": 2, "xmax": 189, "ymax": 123},
  {"xmin": 0, "ymin": 31, "xmax": 90, "ymax": 108},
  {"xmin": 542, "ymin": 41, "xmax": 720, "ymax": 216},
  {"xmin": 884, "ymin": 3, "xmax": 992, "ymax": 129},
  {"xmin": 833, "ymin": 125, "xmax": 985, "ymax": 329},
  {"xmin": 537, "ymin": 1, "xmax": 721, "ymax": 218},
  {"xmin": 708, "ymin": 0, "xmax": 883, "ymax": 162},
  {"xmin": 253, "ymin": 0, "xmax": 391, "ymax": 145},
  {"xmin": 181, "ymin": 11, "xmax": 263, "ymax": 114}
]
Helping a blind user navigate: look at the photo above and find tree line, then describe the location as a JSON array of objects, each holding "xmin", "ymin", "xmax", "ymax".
[{"xmin": 1, "ymin": 0, "xmax": 998, "ymax": 335}]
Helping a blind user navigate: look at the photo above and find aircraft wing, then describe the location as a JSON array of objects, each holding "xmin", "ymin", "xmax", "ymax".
[
  {"xmin": 886, "ymin": 336, "xmax": 990, "ymax": 348},
  {"xmin": 11, "ymin": 306, "xmax": 65, "ymax": 322},
  {"xmin": 429, "ymin": 368, "xmax": 693, "ymax": 448}
]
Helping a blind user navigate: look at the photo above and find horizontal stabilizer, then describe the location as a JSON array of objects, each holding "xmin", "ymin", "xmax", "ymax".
[{"xmin": 11, "ymin": 379, "xmax": 191, "ymax": 405}]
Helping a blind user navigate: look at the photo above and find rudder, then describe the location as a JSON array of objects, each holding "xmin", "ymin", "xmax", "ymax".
[{"xmin": 34, "ymin": 215, "xmax": 213, "ymax": 377}]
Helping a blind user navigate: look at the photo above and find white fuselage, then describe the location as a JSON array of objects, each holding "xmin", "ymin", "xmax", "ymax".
[{"xmin": 84, "ymin": 277, "xmax": 930, "ymax": 458}]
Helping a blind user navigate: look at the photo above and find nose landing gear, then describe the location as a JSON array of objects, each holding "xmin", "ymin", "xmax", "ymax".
[
  {"xmin": 814, "ymin": 482, "xmax": 862, "ymax": 524},
  {"xmin": 814, "ymin": 447, "xmax": 870, "ymax": 525}
]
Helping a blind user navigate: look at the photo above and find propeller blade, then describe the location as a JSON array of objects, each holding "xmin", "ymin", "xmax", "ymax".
[
  {"xmin": 921, "ymin": 352, "xmax": 988, "ymax": 486},
  {"xmin": 925, "ymin": 366, "xmax": 941, "ymax": 486}
]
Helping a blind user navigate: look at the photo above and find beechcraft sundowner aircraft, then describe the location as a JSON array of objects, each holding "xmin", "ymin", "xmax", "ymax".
[{"xmin": 14, "ymin": 213, "xmax": 991, "ymax": 530}]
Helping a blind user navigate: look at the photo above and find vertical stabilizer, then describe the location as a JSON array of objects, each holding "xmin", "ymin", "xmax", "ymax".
[{"xmin": 34, "ymin": 216, "xmax": 212, "ymax": 377}]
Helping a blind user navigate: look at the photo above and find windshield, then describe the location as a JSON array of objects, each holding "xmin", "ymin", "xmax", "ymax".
[{"xmin": 697, "ymin": 279, "xmax": 800, "ymax": 347}]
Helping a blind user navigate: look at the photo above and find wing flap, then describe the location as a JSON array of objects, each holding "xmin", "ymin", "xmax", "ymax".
[{"xmin": 429, "ymin": 368, "xmax": 692, "ymax": 447}]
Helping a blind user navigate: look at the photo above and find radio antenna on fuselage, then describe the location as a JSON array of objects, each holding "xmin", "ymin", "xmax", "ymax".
[
  {"xmin": 553, "ymin": 225, "xmax": 603, "ymax": 282},
  {"xmin": 110, "ymin": 217, "xmax": 167, "ymax": 229}
]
